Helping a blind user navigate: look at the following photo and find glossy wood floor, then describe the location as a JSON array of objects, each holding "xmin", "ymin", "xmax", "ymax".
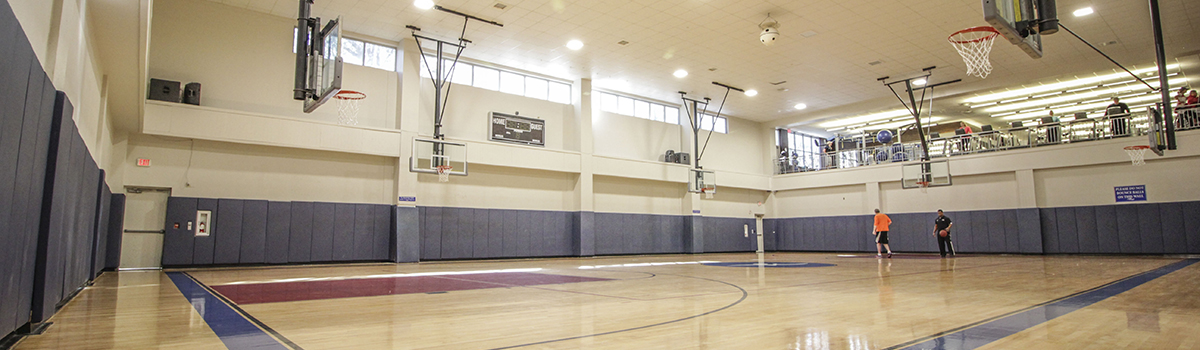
[{"xmin": 13, "ymin": 253, "xmax": 1200, "ymax": 349}]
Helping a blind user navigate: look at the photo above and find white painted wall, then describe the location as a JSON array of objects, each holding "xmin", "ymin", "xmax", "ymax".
[
  {"xmin": 122, "ymin": 134, "xmax": 396, "ymax": 204},
  {"xmin": 149, "ymin": 0, "xmax": 397, "ymax": 128},
  {"xmin": 11, "ymin": 0, "xmax": 116, "ymax": 183},
  {"xmin": 420, "ymin": 80, "xmax": 574, "ymax": 150},
  {"xmin": 1035, "ymin": 156, "xmax": 1200, "ymax": 207},
  {"xmin": 775, "ymin": 184, "xmax": 868, "ymax": 217},
  {"xmin": 593, "ymin": 110, "xmax": 682, "ymax": 162},
  {"xmin": 593, "ymin": 176, "xmax": 685, "ymax": 215},
  {"xmin": 416, "ymin": 164, "xmax": 579, "ymax": 211}
]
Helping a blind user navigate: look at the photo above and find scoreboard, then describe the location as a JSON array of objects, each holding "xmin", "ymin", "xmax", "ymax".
[{"xmin": 490, "ymin": 112, "xmax": 544, "ymax": 147}]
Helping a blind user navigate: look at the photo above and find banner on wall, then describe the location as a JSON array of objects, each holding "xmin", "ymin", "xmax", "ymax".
[{"xmin": 1114, "ymin": 185, "xmax": 1146, "ymax": 203}]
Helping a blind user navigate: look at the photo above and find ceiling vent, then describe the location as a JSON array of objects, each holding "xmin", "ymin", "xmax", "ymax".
[{"xmin": 493, "ymin": 2, "xmax": 508, "ymax": 10}]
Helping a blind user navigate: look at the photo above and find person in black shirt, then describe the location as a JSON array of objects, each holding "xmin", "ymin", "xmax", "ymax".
[
  {"xmin": 1106, "ymin": 97, "xmax": 1131, "ymax": 136},
  {"xmin": 933, "ymin": 209, "xmax": 955, "ymax": 257}
]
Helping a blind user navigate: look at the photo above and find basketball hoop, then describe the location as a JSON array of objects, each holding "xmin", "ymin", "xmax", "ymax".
[
  {"xmin": 436, "ymin": 165, "xmax": 453, "ymax": 182},
  {"xmin": 916, "ymin": 181, "xmax": 930, "ymax": 194},
  {"xmin": 334, "ymin": 90, "xmax": 366, "ymax": 125},
  {"xmin": 948, "ymin": 26, "xmax": 1000, "ymax": 79},
  {"xmin": 1123, "ymin": 145, "xmax": 1151, "ymax": 166},
  {"xmin": 701, "ymin": 186, "xmax": 715, "ymax": 199}
]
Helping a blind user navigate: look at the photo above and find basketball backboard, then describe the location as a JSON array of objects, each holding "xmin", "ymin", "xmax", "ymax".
[
  {"xmin": 902, "ymin": 160, "xmax": 952, "ymax": 189},
  {"xmin": 688, "ymin": 169, "xmax": 715, "ymax": 193},
  {"xmin": 411, "ymin": 139, "xmax": 468, "ymax": 176},
  {"xmin": 1147, "ymin": 107, "xmax": 1165, "ymax": 156},
  {"xmin": 302, "ymin": 17, "xmax": 343, "ymax": 113},
  {"xmin": 983, "ymin": 0, "xmax": 1043, "ymax": 58}
]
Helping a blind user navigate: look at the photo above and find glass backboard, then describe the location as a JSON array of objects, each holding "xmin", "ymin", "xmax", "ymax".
[{"xmin": 304, "ymin": 17, "xmax": 343, "ymax": 113}]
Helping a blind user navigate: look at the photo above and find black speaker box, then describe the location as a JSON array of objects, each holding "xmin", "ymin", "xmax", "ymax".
[
  {"xmin": 148, "ymin": 79, "xmax": 181, "ymax": 103},
  {"xmin": 675, "ymin": 152, "xmax": 690, "ymax": 164},
  {"xmin": 183, "ymin": 82, "xmax": 201, "ymax": 105}
]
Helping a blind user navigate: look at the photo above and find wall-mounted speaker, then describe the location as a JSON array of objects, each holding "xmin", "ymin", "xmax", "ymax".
[
  {"xmin": 148, "ymin": 79, "xmax": 181, "ymax": 103},
  {"xmin": 183, "ymin": 82, "xmax": 201, "ymax": 105}
]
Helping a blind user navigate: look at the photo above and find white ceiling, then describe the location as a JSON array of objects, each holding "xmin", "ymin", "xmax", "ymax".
[{"xmin": 211, "ymin": 0, "xmax": 1200, "ymax": 126}]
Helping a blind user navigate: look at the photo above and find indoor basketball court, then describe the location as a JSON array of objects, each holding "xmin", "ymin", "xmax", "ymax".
[{"xmin": 2, "ymin": 0, "xmax": 1199, "ymax": 349}]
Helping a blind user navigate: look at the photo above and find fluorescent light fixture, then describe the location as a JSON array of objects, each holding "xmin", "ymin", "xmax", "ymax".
[
  {"xmin": 848, "ymin": 117, "xmax": 943, "ymax": 132},
  {"xmin": 745, "ymin": 89, "xmax": 758, "ymax": 97},
  {"xmin": 1073, "ymin": 7, "xmax": 1094, "ymax": 17},
  {"xmin": 912, "ymin": 78, "xmax": 927, "ymax": 85},
  {"xmin": 963, "ymin": 64, "xmax": 1179, "ymax": 104},
  {"xmin": 794, "ymin": 103, "xmax": 807, "ymax": 110},
  {"xmin": 982, "ymin": 78, "xmax": 1186, "ymax": 113},
  {"xmin": 818, "ymin": 109, "xmax": 910, "ymax": 128},
  {"xmin": 998, "ymin": 93, "xmax": 1162, "ymax": 120},
  {"xmin": 414, "ymin": 0, "xmax": 434, "ymax": 10},
  {"xmin": 673, "ymin": 69, "xmax": 688, "ymax": 78},
  {"xmin": 566, "ymin": 39, "xmax": 584, "ymax": 50}
]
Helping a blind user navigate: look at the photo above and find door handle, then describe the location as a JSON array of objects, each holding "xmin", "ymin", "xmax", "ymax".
[{"xmin": 124, "ymin": 229, "xmax": 166, "ymax": 234}]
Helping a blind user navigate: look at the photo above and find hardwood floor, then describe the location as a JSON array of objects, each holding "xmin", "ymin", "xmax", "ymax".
[{"xmin": 13, "ymin": 253, "xmax": 1198, "ymax": 349}]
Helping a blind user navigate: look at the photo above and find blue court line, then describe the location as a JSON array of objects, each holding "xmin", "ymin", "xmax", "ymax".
[
  {"xmin": 167, "ymin": 272, "xmax": 292, "ymax": 350},
  {"xmin": 890, "ymin": 259, "xmax": 1199, "ymax": 350}
]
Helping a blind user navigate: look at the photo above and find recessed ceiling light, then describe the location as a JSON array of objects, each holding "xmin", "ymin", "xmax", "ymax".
[
  {"xmin": 414, "ymin": 0, "xmax": 434, "ymax": 10},
  {"xmin": 745, "ymin": 89, "xmax": 758, "ymax": 97},
  {"xmin": 566, "ymin": 39, "xmax": 583, "ymax": 50},
  {"xmin": 1073, "ymin": 7, "xmax": 1093, "ymax": 17},
  {"xmin": 794, "ymin": 103, "xmax": 807, "ymax": 110},
  {"xmin": 913, "ymin": 78, "xmax": 927, "ymax": 85},
  {"xmin": 673, "ymin": 69, "xmax": 688, "ymax": 78}
]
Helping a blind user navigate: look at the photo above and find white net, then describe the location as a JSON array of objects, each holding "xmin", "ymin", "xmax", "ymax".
[
  {"xmin": 436, "ymin": 165, "xmax": 452, "ymax": 182},
  {"xmin": 1124, "ymin": 146, "xmax": 1149, "ymax": 166},
  {"xmin": 948, "ymin": 27, "xmax": 1000, "ymax": 79},
  {"xmin": 335, "ymin": 90, "xmax": 365, "ymax": 125}
]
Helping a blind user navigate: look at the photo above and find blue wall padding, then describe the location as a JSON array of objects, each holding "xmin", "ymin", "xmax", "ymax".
[
  {"xmin": 287, "ymin": 202, "xmax": 313, "ymax": 263},
  {"xmin": 265, "ymin": 201, "xmax": 291, "ymax": 264},
  {"xmin": 104, "ymin": 193, "xmax": 126, "ymax": 269},
  {"xmin": 212, "ymin": 199, "xmax": 244, "ymax": 264},
  {"xmin": 1138, "ymin": 204, "xmax": 1164, "ymax": 253},
  {"xmin": 1160, "ymin": 204, "xmax": 1186, "ymax": 254},
  {"xmin": 310, "ymin": 202, "xmax": 335, "ymax": 262},
  {"xmin": 192, "ymin": 199, "xmax": 219, "ymax": 264},
  {"xmin": 238, "ymin": 200, "xmax": 268, "ymax": 264},
  {"xmin": 394, "ymin": 206, "xmax": 420, "ymax": 263},
  {"xmin": 162, "ymin": 197, "xmax": 197, "ymax": 266},
  {"xmin": 161, "ymin": 198, "xmax": 395, "ymax": 266},
  {"xmin": 1184, "ymin": 202, "xmax": 1200, "ymax": 253}
]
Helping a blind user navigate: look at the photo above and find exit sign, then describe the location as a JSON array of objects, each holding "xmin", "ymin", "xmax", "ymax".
[{"xmin": 136, "ymin": 158, "xmax": 151, "ymax": 167}]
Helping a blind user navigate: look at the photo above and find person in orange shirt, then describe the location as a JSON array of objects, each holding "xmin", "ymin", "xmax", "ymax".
[{"xmin": 873, "ymin": 209, "xmax": 893, "ymax": 258}]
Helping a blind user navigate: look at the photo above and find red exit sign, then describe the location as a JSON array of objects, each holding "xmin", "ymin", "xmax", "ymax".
[{"xmin": 136, "ymin": 158, "xmax": 151, "ymax": 167}]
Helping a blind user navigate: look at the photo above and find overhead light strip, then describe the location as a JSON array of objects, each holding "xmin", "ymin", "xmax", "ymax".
[{"xmin": 963, "ymin": 64, "xmax": 1179, "ymax": 104}]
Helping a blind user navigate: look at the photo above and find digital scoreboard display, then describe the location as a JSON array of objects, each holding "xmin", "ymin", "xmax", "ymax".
[{"xmin": 490, "ymin": 112, "xmax": 544, "ymax": 147}]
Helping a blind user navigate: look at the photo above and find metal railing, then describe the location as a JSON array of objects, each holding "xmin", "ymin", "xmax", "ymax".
[{"xmin": 777, "ymin": 107, "xmax": 1200, "ymax": 174}]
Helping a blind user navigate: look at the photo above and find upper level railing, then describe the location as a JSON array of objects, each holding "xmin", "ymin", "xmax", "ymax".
[{"xmin": 777, "ymin": 105, "xmax": 1200, "ymax": 174}]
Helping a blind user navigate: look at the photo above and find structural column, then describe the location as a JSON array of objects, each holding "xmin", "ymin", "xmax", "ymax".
[
  {"xmin": 392, "ymin": 37, "xmax": 423, "ymax": 263},
  {"xmin": 573, "ymin": 78, "xmax": 595, "ymax": 256}
]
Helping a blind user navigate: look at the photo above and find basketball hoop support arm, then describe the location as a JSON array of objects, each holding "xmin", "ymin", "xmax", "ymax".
[
  {"xmin": 881, "ymin": 70, "xmax": 934, "ymax": 162},
  {"xmin": 679, "ymin": 92, "xmax": 710, "ymax": 169},
  {"xmin": 407, "ymin": 7, "xmax": 503, "ymax": 166},
  {"xmin": 293, "ymin": 0, "xmax": 315, "ymax": 101}
]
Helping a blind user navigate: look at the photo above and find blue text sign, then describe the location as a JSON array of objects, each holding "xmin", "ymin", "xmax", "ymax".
[{"xmin": 1115, "ymin": 185, "xmax": 1146, "ymax": 202}]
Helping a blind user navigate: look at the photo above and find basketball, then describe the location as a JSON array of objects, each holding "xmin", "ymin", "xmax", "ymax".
[
  {"xmin": 939, "ymin": 229, "xmax": 949, "ymax": 237},
  {"xmin": 877, "ymin": 130, "xmax": 893, "ymax": 144}
]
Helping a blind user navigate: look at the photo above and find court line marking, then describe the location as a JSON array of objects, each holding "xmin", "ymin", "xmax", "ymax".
[
  {"xmin": 489, "ymin": 272, "xmax": 749, "ymax": 349},
  {"xmin": 884, "ymin": 259, "xmax": 1199, "ymax": 350},
  {"xmin": 166, "ymin": 272, "xmax": 303, "ymax": 350}
]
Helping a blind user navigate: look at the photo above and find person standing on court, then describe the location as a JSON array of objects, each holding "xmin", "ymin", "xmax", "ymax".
[
  {"xmin": 933, "ymin": 209, "xmax": 955, "ymax": 258},
  {"xmin": 873, "ymin": 209, "xmax": 893, "ymax": 258},
  {"xmin": 1106, "ymin": 97, "xmax": 1131, "ymax": 136}
]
